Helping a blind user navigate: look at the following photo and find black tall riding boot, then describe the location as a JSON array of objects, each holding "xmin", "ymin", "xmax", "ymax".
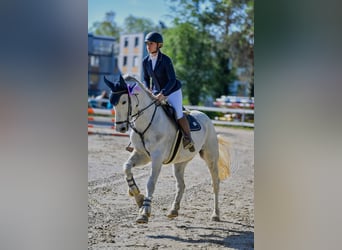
[{"xmin": 177, "ymin": 116, "xmax": 195, "ymax": 152}]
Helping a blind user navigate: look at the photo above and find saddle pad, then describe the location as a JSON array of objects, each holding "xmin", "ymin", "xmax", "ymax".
[{"xmin": 186, "ymin": 114, "xmax": 201, "ymax": 131}]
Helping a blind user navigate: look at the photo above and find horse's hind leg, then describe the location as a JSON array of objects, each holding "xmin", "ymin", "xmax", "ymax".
[
  {"xmin": 123, "ymin": 151, "xmax": 150, "ymax": 208},
  {"xmin": 200, "ymin": 148, "xmax": 220, "ymax": 221},
  {"xmin": 167, "ymin": 162, "xmax": 188, "ymax": 218}
]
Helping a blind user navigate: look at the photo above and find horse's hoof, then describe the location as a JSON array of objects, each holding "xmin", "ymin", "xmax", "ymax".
[
  {"xmin": 167, "ymin": 209, "xmax": 178, "ymax": 218},
  {"xmin": 136, "ymin": 214, "xmax": 149, "ymax": 224},
  {"xmin": 211, "ymin": 215, "xmax": 220, "ymax": 222},
  {"xmin": 135, "ymin": 194, "xmax": 145, "ymax": 208},
  {"xmin": 139, "ymin": 207, "xmax": 151, "ymax": 217}
]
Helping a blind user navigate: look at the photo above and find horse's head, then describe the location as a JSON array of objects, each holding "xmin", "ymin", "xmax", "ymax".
[
  {"xmin": 104, "ymin": 74, "xmax": 131, "ymax": 133},
  {"xmin": 104, "ymin": 75, "xmax": 155, "ymax": 133},
  {"xmin": 104, "ymin": 74, "xmax": 149, "ymax": 133},
  {"xmin": 104, "ymin": 74, "xmax": 128, "ymax": 106}
]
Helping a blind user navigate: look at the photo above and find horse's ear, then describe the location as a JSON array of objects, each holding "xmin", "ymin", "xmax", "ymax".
[
  {"xmin": 119, "ymin": 74, "xmax": 127, "ymax": 88},
  {"xmin": 103, "ymin": 76, "xmax": 115, "ymax": 91}
]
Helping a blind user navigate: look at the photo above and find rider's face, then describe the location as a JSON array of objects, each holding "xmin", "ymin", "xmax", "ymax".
[{"xmin": 146, "ymin": 41, "xmax": 158, "ymax": 54}]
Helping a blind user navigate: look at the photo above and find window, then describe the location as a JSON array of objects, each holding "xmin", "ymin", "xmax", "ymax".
[
  {"xmin": 124, "ymin": 37, "xmax": 129, "ymax": 47},
  {"xmin": 90, "ymin": 56, "xmax": 99, "ymax": 67},
  {"xmin": 123, "ymin": 56, "xmax": 128, "ymax": 66},
  {"xmin": 134, "ymin": 37, "xmax": 139, "ymax": 47}
]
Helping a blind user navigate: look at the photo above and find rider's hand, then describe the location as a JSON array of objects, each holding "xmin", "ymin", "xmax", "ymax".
[{"xmin": 155, "ymin": 93, "xmax": 166, "ymax": 102}]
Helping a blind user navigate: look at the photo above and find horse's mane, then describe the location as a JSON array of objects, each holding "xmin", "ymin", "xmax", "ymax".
[{"xmin": 123, "ymin": 74, "xmax": 155, "ymax": 100}]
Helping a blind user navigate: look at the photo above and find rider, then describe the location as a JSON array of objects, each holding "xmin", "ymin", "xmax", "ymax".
[{"xmin": 142, "ymin": 31, "xmax": 195, "ymax": 152}]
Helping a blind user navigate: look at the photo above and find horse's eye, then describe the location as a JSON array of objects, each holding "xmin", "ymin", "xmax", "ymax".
[{"xmin": 122, "ymin": 101, "xmax": 127, "ymax": 105}]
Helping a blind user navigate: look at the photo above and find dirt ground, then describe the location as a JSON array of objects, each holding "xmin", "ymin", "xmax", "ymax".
[{"xmin": 88, "ymin": 126, "xmax": 254, "ymax": 249}]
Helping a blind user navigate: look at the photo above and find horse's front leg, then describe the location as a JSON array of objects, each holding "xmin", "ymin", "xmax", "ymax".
[
  {"xmin": 167, "ymin": 162, "xmax": 188, "ymax": 218},
  {"xmin": 123, "ymin": 151, "xmax": 150, "ymax": 208},
  {"xmin": 136, "ymin": 152, "xmax": 163, "ymax": 224}
]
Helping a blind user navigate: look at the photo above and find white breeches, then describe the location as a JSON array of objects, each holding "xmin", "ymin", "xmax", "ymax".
[{"xmin": 166, "ymin": 89, "xmax": 183, "ymax": 120}]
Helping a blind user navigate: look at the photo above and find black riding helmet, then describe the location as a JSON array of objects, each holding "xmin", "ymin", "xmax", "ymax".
[{"xmin": 145, "ymin": 32, "xmax": 163, "ymax": 48}]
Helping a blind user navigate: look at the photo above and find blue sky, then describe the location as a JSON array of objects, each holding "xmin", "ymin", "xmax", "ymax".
[{"xmin": 88, "ymin": 0, "xmax": 173, "ymax": 29}]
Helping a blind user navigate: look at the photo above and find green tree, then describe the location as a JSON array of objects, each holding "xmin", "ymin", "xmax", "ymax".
[
  {"xmin": 226, "ymin": 0, "xmax": 254, "ymax": 96},
  {"xmin": 163, "ymin": 23, "xmax": 214, "ymax": 105},
  {"xmin": 88, "ymin": 11, "xmax": 121, "ymax": 40},
  {"xmin": 167, "ymin": 0, "xmax": 254, "ymax": 98},
  {"xmin": 123, "ymin": 15, "xmax": 159, "ymax": 33},
  {"xmin": 88, "ymin": 12, "xmax": 166, "ymax": 40}
]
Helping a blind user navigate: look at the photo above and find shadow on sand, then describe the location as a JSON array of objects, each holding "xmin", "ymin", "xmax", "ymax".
[{"xmin": 147, "ymin": 221, "xmax": 254, "ymax": 249}]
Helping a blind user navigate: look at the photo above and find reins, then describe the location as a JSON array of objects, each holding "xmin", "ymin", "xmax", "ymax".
[
  {"xmin": 131, "ymin": 99, "xmax": 158, "ymax": 120},
  {"xmin": 129, "ymin": 101, "xmax": 159, "ymax": 156}
]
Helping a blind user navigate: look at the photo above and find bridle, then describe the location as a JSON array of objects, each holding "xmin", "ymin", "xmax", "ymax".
[{"xmin": 115, "ymin": 92, "xmax": 160, "ymax": 155}]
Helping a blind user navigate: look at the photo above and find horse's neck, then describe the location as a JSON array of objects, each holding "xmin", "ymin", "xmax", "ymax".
[
  {"xmin": 133, "ymin": 91, "xmax": 153, "ymax": 113},
  {"xmin": 131, "ymin": 92, "xmax": 174, "ymax": 134},
  {"xmin": 131, "ymin": 92, "xmax": 156, "ymax": 127}
]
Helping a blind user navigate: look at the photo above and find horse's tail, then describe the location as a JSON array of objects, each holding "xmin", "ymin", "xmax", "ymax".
[{"xmin": 217, "ymin": 134, "xmax": 231, "ymax": 180}]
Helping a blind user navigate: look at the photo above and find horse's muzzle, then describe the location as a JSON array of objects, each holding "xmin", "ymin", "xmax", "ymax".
[
  {"xmin": 120, "ymin": 127, "xmax": 127, "ymax": 133},
  {"xmin": 116, "ymin": 124, "xmax": 128, "ymax": 133}
]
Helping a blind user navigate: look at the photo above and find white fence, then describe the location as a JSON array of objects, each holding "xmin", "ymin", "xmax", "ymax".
[
  {"xmin": 88, "ymin": 99, "xmax": 254, "ymax": 134},
  {"xmin": 185, "ymin": 105, "xmax": 254, "ymax": 128}
]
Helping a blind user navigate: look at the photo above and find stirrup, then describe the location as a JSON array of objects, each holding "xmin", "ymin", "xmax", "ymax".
[
  {"xmin": 126, "ymin": 146, "xmax": 134, "ymax": 152},
  {"xmin": 126, "ymin": 142, "xmax": 134, "ymax": 152},
  {"xmin": 183, "ymin": 138, "xmax": 195, "ymax": 152}
]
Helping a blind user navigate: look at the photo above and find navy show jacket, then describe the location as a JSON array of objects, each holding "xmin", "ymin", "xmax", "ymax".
[{"xmin": 142, "ymin": 52, "xmax": 182, "ymax": 96}]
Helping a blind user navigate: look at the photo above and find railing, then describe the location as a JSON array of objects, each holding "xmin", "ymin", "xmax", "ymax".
[
  {"xmin": 88, "ymin": 99, "xmax": 254, "ymax": 133},
  {"xmin": 185, "ymin": 105, "xmax": 254, "ymax": 128}
]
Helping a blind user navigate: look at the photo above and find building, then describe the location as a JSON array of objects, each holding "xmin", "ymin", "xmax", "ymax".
[
  {"xmin": 88, "ymin": 33, "xmax": 119, "ymax": 97},
  {"xmin": 117, "ymin": 32, "xmax": 148, "ymax": 81}
]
